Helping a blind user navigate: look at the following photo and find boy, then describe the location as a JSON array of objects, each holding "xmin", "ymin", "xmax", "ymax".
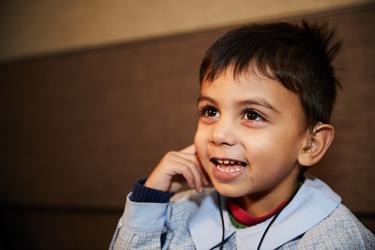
[{"xmin": 110, "ymin": 21, "xmax": 375, "ymax": 249}]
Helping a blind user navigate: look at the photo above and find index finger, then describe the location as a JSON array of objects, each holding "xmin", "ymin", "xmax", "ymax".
[{"xmin": 180, "ymin": 144, "xmax": 196, "ymax": 154}]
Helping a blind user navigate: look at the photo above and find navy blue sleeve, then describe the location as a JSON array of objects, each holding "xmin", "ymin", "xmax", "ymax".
[{"xmin": 129, "ymin": 179, "xmax": 175, "ymax": 203}]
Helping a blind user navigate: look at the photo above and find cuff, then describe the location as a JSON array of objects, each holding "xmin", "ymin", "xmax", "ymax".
[
  {"xmin": 130, "ymin": 179, "xmax": 175, "ymax": 203},
  {"xmin": 121, "ymin": 193, "xmax": 170, "ymax": 231}
]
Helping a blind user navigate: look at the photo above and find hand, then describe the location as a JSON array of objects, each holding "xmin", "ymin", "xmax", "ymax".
[{"xmin": 145, "ymin": 144, "xmax": 209, "ymax": 193}]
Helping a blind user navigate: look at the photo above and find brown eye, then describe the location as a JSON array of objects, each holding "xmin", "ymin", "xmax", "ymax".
[
  {"xmin": 243, "ymin": 109, "xmax": 264, "ymax": 121},
  {"xmin": 205, "ymin": 107, "xmax": 218, "ymax": 117},
  {"xmin": 199, "ymin": 105, "xmax": 220, "ymax": 118}
]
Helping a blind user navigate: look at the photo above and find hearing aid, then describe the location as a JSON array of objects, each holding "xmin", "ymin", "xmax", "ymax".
[{"xmin": 303, "ymin": 122, "xmax": 323, "ymax": 153}]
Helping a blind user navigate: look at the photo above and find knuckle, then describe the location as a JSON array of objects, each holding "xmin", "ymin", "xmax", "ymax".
[{"xmin": 165, "ymin": 151, "xmax": 175, "ymax": 157}]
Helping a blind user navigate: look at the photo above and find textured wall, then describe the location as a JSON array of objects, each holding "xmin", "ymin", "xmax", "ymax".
[{"xmin": 0, "ymin": 4, "xmax": 374, "ymax": 250}]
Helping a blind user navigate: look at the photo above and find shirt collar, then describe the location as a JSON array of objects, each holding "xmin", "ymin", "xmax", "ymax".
[{"xmin": 188, "ymin": 176, "xmax": 341, "ymax": 250}]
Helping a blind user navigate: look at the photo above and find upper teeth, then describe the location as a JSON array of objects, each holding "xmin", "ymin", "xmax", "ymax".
[
  {"xmin": 216, "ymin": 159, "xmax": 244, "ymax": 166},
  {"xmin": 214, "ymin": 158, "xmax": 246, "ymax": 173}
]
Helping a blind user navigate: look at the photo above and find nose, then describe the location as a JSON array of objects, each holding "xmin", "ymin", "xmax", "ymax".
[{"xmin": 210, "ymin": 117, "xmax": 236, "ymax": 146}]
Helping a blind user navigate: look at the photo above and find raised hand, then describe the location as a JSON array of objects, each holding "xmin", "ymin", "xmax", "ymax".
[{"xmin": 145, "ymin": 144, "xmax": 209, "ymax": 193}]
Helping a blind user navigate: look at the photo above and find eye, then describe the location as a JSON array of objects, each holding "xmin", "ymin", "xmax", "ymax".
[
  {"xmin": 199, "ymin": 105, "xmax": 219, "ymax": 118},
  {"xmin": 242, "ymin": 109, "xmax": 265, "ymax": 121}
]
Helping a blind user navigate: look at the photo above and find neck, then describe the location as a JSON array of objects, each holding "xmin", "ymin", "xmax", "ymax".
[{"xmin": 235, "ymin": 176, "xmax": 300, "ymax": 217}]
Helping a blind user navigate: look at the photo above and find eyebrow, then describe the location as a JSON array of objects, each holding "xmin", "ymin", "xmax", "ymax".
[
  {"xmin": 197, "ymin": 96, "xmax": 217, "ymax": 105},
  {"xmin": 197, "ymin": 95, "xmax": 279, "ymax": 113}
]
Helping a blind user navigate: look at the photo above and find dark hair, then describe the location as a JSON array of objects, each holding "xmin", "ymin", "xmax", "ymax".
[{"xmin": 199, "ymin": 21, "xmax": 341, "ymax": 128}]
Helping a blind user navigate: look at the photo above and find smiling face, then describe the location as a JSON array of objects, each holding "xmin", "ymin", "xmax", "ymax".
[{"xmin": 194, "ymin": 67, "xmax": 310, "ymax": 213}]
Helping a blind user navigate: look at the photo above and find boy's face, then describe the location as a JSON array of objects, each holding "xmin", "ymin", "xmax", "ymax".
[{"xmin": 194, "ymin": 68, "xmax": 309, "ymax": 204}]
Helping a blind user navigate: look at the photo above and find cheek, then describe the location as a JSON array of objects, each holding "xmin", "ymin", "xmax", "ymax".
[
  {"xmin": 194, "ymin": 125, "xmax": 213, "ymax": 170},
  {"xmin": 194, "ymin": 124, "xmax": 208, "ymax": 146},
  {"xmin": 194, "ymin": 127, "xmax": 205, "ymax": 158},
  {"xmin": 244, "ymin": 130, "xmax": 301, "ymax": 166}
]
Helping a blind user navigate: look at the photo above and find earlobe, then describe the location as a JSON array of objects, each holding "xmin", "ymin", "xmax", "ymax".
[{"xmin": 298, "ymin": 123, "xmax": 335, "ymax": 167}]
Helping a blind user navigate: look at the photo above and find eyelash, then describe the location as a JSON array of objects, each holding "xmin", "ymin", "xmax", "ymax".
[
  {"xmin": 198, "ymin": 105, "xmax": 266, "ymax": 122},
  {"xmin": 241, "ymin": 108, "xmax": 266, "ymax": 121},
  {"xmin": 198, "ymin": 105, "xmax": 218, "ymax": 117}
]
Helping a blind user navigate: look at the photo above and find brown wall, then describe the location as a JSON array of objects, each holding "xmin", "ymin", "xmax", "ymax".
[
  {"xmin": 1, "ymin": 0, "xmax": 369, "ymax": 62},
  {"xmin": 1, "ymin": 4, "xmax": 374, "ymax": 250}
]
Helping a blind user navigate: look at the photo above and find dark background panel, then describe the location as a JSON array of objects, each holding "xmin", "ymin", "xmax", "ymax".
[
  {"xmin": 0, "ymin": 4, "xmax": 374, "ymax": 250},
  {"xmin": 0, "ymin": 33, "xmax": 211, "ymax": 207},
  {"xmin": 0, "ymin": 204, "xmax": 118, "ymax": 250}
]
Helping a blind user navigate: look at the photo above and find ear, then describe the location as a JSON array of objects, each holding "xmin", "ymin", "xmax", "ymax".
[{"xmin": 298, "ymin": 123, "xmax": 335, "ymax": 167}]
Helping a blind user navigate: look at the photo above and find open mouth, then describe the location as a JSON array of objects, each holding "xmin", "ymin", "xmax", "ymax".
[{"xmin": 210, "ymin": 158, "xmax": 247, "ymax": 173}]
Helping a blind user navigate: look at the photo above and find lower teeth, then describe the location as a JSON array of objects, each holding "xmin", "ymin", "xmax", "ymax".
[{"xmin": 217, "ymin": 165, "xmax": 243, "ymax": 173}]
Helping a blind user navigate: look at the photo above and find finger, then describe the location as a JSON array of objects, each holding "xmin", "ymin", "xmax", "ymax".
[
  {"xmin": 178, "ymin": 152, "xmax": 209, "ymax": 186},
  {"xmin": 180, "ymin": 144, "xmax": 196, "ymax": 154},
  {"xmin": 182, "ymin": 171, "xmax": 195, "ymax": 189},
  {"xmin": 172, "ymin": 156, "xmax": 204, "ymax": 192},
  {"xmin": 196, "ymin": 156, "xmax": 210, "ymax": 186},
  {"xmin": 170, "ymin": 163, "xmax": 195, "ymax": 188},
  {"xmin": 167, "ymin": 151, "xmax": 205, "ymax": 191}
]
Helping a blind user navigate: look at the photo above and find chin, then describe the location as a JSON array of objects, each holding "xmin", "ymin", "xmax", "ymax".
[{"xmin": 212, "ymin": 182, "xmax": 249, "ymax": 198}]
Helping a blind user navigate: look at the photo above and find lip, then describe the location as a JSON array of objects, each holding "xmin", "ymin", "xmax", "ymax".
[{"xmin": 210, "ymin": 159, "xmax": 247, "ymax": 182}]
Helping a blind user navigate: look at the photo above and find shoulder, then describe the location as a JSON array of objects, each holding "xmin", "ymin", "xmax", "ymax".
[
  {"xmin": 169, "ymin": 187, "xmax": 215, "ymax": 215},
  {"xmin": 165, "ymin": 188, "xmax": 215, "ymax": 225},
  {"xmin": 297, "ymin": 204, "xmax": 375, "ymax": 249},
  {"xmin": 171, "ymin": 187, "xmax": 215, "ymax": 204}
]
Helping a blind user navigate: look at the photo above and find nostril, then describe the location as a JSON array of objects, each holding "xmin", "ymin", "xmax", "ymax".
[
  {"xmin": 210, "ymin": 138, "xmax": 235, "ymax": 147},
  {"xmin": 210, "ymin": 125, "xmax": 236, "ymax": 146}
]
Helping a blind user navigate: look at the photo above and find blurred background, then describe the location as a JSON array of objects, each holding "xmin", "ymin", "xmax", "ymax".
[{"xmin": 0, "ymin": 1, "xmax": 374, "ymax": 249}]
